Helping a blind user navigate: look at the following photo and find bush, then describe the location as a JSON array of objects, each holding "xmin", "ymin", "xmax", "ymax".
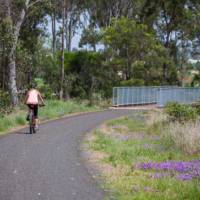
[
  {"xmin": 0, "ymin": 90, "xmax": 11, "ymax": 117},
  {"xmin": 192, "ymin": 102, "xmax": 200, "ymax": 115},
  {"xmin": 120, "ymin": 78, "xmax": 145, "ymax": 86},
  {"xmin": 34, "ymin": 78, "xmax": 53, "ymax": 99},
  {"xmin": 165, "ymin": 102, "xmax": 197, "ymax": 122}
]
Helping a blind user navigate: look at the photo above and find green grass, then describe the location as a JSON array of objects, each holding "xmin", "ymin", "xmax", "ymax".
[
  {"xmin": 90, "ymin": 113, "xmax": 200, "ymax": 200},
  {"xmin": 39, "ymin": 100, "xmax": 99, "ymax": 120},
  {"xmin": 107, "ymin": 116, "xmax": 147, "ymax": 132},
  {"xmin": 0, "ymin": 100, "xmax": 100, "ymax": 134}
]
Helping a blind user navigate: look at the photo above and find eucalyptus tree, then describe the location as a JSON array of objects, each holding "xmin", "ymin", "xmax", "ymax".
[
  {"xmin": 64, "ymin": 0, "xmax": 84, "ymax": 52},
  {"xmin": 79, "ymin": 27, "xmax": 102, "ymax": 51},
  {"xmin": 141, "ymin": 0, "xmax": 200, "ymax": 82},
  {"xmin": 84, "ymin": 0, "xmax": 141, "ymax": 27},
  {"xmin": 102, "ymin": 18, "xmax": 176, "ymax": 85},
  {"xmin": 0, "ymin": 0, "xmax": 49, "ymax": 106}
]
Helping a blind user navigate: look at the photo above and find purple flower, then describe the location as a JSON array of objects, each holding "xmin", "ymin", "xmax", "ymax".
[
  {"xmin": 136, "ymin": 160, "xmax": 200, "ymax": 181},
  {"xmin": 150, "ymin": 173, "xmax": 169, "ymax": 179},
  {"xmin": 176, "ymin": 174, "xmax": 194, "ymax": 181}
]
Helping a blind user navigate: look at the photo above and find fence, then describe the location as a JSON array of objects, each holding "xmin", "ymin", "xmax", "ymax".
[
  {"xmin": 113, "ymin": 87, "xmax": 158, "ymax": 106},
  {"xmin": 157, "ymin": 87, "xmax": 200, "ymax": 107},
  {"xmin": 113, "ymin": 87, "xmax": 200, "ymax": 107}
]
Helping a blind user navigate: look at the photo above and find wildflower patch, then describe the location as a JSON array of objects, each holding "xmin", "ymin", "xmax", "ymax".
[{"xmin": 136, "ymin": 160, "xmax": 200, "ymax": 181}]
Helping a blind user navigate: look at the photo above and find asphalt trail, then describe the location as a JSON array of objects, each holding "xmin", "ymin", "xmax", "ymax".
[{"xmin": 0, "ymin": 109, "xmax": 133, "ymax": 200}]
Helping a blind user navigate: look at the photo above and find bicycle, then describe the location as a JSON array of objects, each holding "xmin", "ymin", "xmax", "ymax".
[
  {"xmin": 28, "ymin": 106, "xmax": 36, "ymax": 134},
  {"xmin": 28, "ymin": 104, "xmax": 45, "ymax": 134}
]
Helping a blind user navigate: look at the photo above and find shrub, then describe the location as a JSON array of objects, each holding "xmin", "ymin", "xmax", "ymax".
[
  {"xmin": 0, "ymin": 90, "xmax": 11, "ymax": 117},
  {"xmin": 192, "ymin": 102, "xmax": 200, "ymax": 115},
  {"xmin": 34, "ymin": 78, "xmax": 53, "ymax": 99},
  {"xmin": 120, "ymin": 78, "xmax": 145, "ymax": 86},
  {"xmin": 165, "ymin": 102, "xmax": 197, "ymax": 122}
]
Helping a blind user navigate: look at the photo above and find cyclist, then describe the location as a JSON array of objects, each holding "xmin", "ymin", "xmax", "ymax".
[{"xmin": 24, "ymin": 83, "xmax": 45, "ymax": 130}]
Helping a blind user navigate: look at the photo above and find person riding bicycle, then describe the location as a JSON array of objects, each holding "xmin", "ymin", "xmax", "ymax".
[{"xmin": 24, "ymin": 83, "xmax": 45, "ymax": 130}]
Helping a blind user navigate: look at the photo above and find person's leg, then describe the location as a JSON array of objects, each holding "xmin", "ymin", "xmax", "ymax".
[{"xmin": 34, "ymin": 105, "xmax": 39, "ymax": 130}]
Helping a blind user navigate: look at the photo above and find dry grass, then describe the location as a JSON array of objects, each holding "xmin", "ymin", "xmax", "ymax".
[
  {"xmin": 168, "ymin": 121, "xmax": 200, "ymax": 154},
  {"xmin": 146, "ymin": 110, "xmax": 167, "ymax": 127},
  {"xmin": 146, "ymin": 111, "xmax": 200, "ymax": 154},
  {"xmin": 146, "ymin": 110, "xmax": 168, "ymax": 135}
]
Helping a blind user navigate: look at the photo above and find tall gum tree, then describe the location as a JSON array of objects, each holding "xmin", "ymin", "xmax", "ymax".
[{"xmin": 1, "ymin": 0, "xmax": 44, "ymax": 106}]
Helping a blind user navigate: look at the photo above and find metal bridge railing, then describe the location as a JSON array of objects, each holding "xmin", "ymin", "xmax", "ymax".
[
  {"xmin": 157, "ymin": 87, "xmax": 200, "ymax": 107},
  {"xmin": 113, "ymin": 87, "xmax": 158, "ymax": 106},
  {"xmin": 113, "ymin": 87, "xmax": 200, "ymax": 107}
]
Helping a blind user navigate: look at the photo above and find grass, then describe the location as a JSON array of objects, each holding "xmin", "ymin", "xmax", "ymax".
[
  {"xmin": 107, "ymin": 115, "xmax": 147, "ymax": 133},
  {"xmin": 167, "ymin": 121, "xmax": 200, "ymax": 154},
  {"xmin": 89, "ymin": 112, "xmax": 200, "ymax": 200},
  {"xmin": 39, "ymin": 100, "xmax": 99, "ymax": 120},
  {"xmin": 0, "ymin": 100, "xmax": 101, "ymax": 135}
]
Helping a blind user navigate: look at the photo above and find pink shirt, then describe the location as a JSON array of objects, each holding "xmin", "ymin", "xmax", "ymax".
[{"xmin": 26, "ymin": 89, "xmax": 39, "ymax": 105}]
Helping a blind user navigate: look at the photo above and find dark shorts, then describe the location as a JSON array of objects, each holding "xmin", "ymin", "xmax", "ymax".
[{"xmin": 28, "ymin": 104, "xmax": 38, "ymax": 118}]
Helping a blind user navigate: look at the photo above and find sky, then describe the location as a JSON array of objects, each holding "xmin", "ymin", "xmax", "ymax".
[{"xmin": 46, "ymin": 15, "xmax": 104, "ymax": 51}]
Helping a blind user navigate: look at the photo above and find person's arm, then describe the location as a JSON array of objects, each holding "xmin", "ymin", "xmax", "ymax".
[{"xmin": 38, "ymin": 91, "xmax": 45, "ymax": 105}]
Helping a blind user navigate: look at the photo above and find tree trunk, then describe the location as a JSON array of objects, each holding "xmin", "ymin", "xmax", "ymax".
[
  {"xmin": 67, "ymin": 19, "xmax": 72, "ymax": 52},
  {"xmin": 7, "ymin": 0, "xmax": 30, "ymax": 106},
  {"xmin": 8, "ymin": 54, "xmax": 18, "ymax": 105},
  {"xmin": 89, "ymin": 77, "xmax": 95, "ymax": 105},
  {"xmin": 92, "ymin": 44, "xmax": 96, "ymax": 52},
  {"xmin": 60, "ymin": 0, "xmax": 66, "ymax": 100},
  {"xmin": 162, "ymin": 31, "xmax": 170, "ymax": 84},
  {"xmin": 52, "ymin": 13, "xmax": 56, "ymax": 54},
  {"xmin": 0, "ymin": 43, "xmax": 6, "ymax": 90}
]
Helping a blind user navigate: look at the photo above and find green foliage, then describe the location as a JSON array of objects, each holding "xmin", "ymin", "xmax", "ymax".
[
  {"xmin": 0, "ymin": 90, "xmax": 11, "ymax": 117},
  {"xmin": 102, "ymin": 17, "xmax": 177, "ymax": 85},
  {"xmin": 192, "ymin": 102, "xmax": 200, "ymax": 115},
  {"xmin": 165, "ymin": 102, "xmax": 197, "ymax": 122},
  {"xmin": 34, "ymin": 78, "xmax": 53, "ymax": 99},
  {"xmin": 120, "ymin": 79, "xmax": 145, "ymax": 86},
  {"xmin": 79, "ymin": 28, "xmax": 102, "ymax": 51},
  {"xmin": 191, "ymin": 74, "xmax": 200, "ymax": 87},
  {"xmin": 58, "ymin": 51, "xmax": 114, "ymax": 99},
  {"xmin": 0, "ymin": 17, "xmax": 14, "ymax": 50}
]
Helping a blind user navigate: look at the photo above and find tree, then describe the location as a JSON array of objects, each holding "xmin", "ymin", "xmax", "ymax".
[
  {"xmin": 84, "ymin": 0, "xmax": 141, "ymax": 27},
  {"xmin": 102, "ymin": 18, "xmax": 177, "ymax": 85},
  {"xmin": 0, "ymin": 0, "xmax": 48, "ymax": 106},
  {"xmin": 64, "ymin": 0, "xmax": 83, "ymax": 52},
  {"xmin": 141, "ymin": 0, "xmax": 200, "ymax": 82},
  {"xmin": 79, "ymin": 27, "xmax": 102, "ymax": 51}
]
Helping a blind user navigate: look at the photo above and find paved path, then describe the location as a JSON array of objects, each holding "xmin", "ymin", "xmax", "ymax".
[{"xmin": 0, "ymin": 110, "xmax": 133, "ymax": 200}]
